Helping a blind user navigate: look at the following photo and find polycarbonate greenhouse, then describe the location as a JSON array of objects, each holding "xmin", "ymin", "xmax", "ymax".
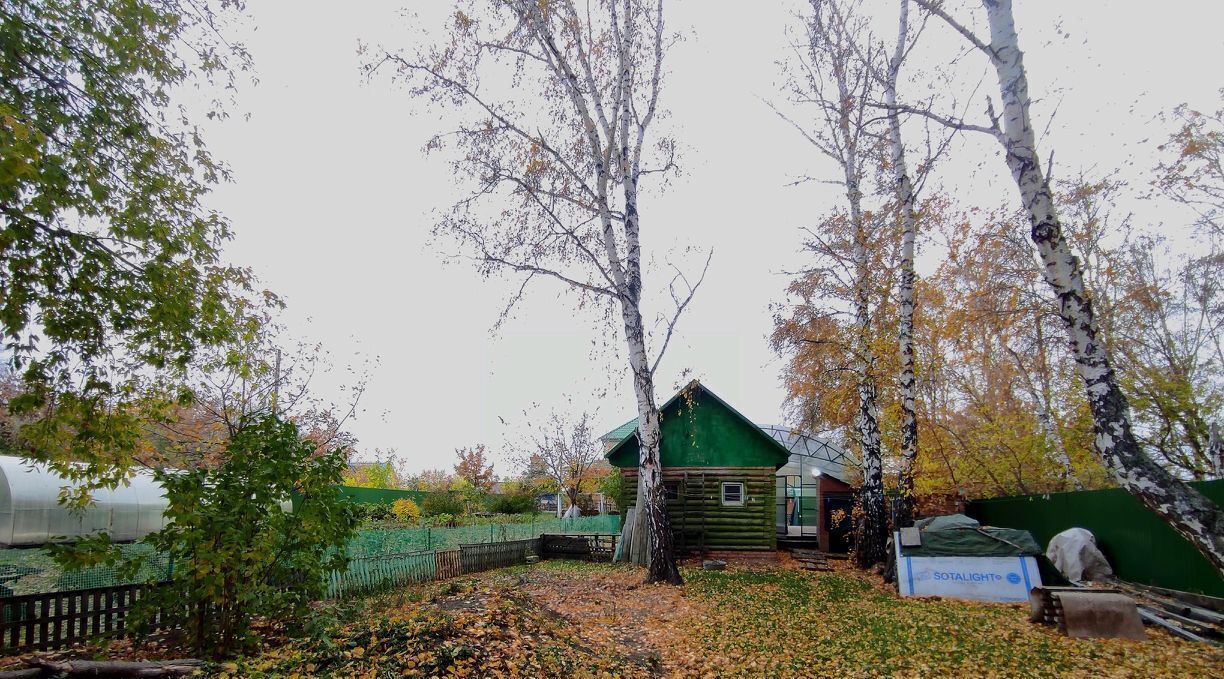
[{"xmin": 0, "ymin": 455, "xmax": 170, "ymax": 546}]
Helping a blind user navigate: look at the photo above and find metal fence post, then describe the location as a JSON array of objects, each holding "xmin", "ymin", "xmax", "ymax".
[{"xmin": 427, "ymin": 528, "xmax": 432, "ymax": 551}]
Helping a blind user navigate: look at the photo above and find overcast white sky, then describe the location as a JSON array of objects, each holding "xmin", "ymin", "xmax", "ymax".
[{"xmin": 197, "ymin": 1, "xmax": 1224, "ymax": 476}]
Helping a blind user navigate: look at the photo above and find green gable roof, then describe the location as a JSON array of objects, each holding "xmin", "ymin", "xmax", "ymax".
[
  {"xmin": 605, "ymin": 381, "xmax": 791, "ymax": 469},
  {"xmin": 600, "ymin": 416, "xmax": 640, "ymax": 443}
]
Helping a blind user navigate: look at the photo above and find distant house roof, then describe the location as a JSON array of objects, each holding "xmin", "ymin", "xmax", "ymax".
[{"xmin": 600, "ymin": 416, "xmax": 640, "ymax": 444}]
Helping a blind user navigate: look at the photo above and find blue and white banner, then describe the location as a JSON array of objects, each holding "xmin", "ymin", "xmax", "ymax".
[{"xmin": 895, "ymin": 534, "xmax": 1041, "ymax": 602}]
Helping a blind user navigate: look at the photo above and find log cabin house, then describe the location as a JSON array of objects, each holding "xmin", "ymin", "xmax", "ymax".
[{"xmin": 603, "ymin": 381, "xmax": 856, "ymax": 556}]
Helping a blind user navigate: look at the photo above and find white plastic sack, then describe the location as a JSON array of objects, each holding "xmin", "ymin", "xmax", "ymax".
[{"xmin": 1047, "ymin": 527, "xmax": 1114, "ymax": 582}]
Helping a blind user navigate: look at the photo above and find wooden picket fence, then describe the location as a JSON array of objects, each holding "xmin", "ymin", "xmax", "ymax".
[
  {"xmin": 0, "ymin": 534, "xmax": 618, "ymax": 653},
  {"xmin": 325, "ymin": 549, "xmax": 439, "ymax": 600},
  {"xmin": 0, "ymin": 584, "xmax": 158, "ymax": 653},
  {"xmin": 460, "ymin": 538, "xmax": 538, "ymax": 574},
  {"xmin": 436, "ymin": 548, "xmax": 462, "ymax": 580}
]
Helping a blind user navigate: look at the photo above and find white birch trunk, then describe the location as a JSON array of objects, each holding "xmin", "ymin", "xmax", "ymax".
[
  {"xmin": 391, "ymin": 1, "xmax": 686, "ymax": 582},
  {"xmin": 982, "ymin": 0, "xmax": 1224, "ymax": 575},
  {"xmin": 844, "ymin": 98, "xmax": 888, "ymax": 569},
  {"xmin": 620, "ymin": 283, "xmax": 682, "ymax": 583},
  {"xmin": 804, "ymin": 0, "xmax": 888, "ymax": 567},
  {"xmin": 1033, "ymin": 402, "xmax": 1079, "ymax": 489},
  {"xmin": 886, "ymin": 0, "xmax": 920, "ymax": 528}
]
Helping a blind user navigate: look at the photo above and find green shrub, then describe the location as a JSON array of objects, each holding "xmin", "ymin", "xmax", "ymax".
[
  {"xmin": 487, "ymin": 492, "xmax": 537, "ymax": 515},
  {"xmin": 425, "ymin": 512, "xmax": 459, "ymax": 528},
  {"xmin": 421, "ymin": 492, "xmax": 466, "ymax": 517},
  {"xmin": 358, "ymin": 503, "xmax": 393, "ymax": 522},
  {"xmin": 137, "ymin": 415, "xmax": 359, "ymax": 657},
  {"xmin": 598, "ymin": 472, "xmax": 624, "ymax": 511}
]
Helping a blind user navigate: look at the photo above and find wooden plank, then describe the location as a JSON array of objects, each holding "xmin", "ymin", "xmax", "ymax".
[
  {"xmin": 90, "ymin": 590, "xmax": 102, "ymax": 639},
  {"xmin": 23, "ymin": 596, "xmax": 36, "ymax": 651},
  {"xmin": 51, "ymin": 592, "xmax": 63, "ymax": 650},
  {"xmin": 105, "ymin": 588, "xmax": 116, "ymax": 635},
  {"xmin": 1126, "ymin": 582, "xmax": 1224, "ymax": 613},
  {"xmin": 3, "ymin": 599, "xmax": 18, "ymax": 648}
]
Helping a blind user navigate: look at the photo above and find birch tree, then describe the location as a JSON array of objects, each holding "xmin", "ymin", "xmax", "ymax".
[
  {"xmin": 774, "ymin": 0, "xmax": 889, "ymax": 567},
  {"xmin": 910, "ymin": 0, "xmax": 1224, "ymax": 575},
  {"xmin": 775, "ymin": 203, "xmax": 1112, "ymax": 501},
  {"xmin": 880, "ymin": 0, "xmax": 921, "ymax": 527},
  {"xmin": 1059, "ymin": 176, "xmax": 1224, "ymax": 480},
  {"xmin": 368, "ymin": 0, "xmax": 700, "ymax": 584}
]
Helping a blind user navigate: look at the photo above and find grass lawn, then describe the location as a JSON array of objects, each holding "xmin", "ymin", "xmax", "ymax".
[{"xmin": 209, "ymin": 560, "xmax": 1224, "ymax": 677}]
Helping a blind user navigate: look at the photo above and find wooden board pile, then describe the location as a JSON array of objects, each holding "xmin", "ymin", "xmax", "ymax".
[
  {"xmin": 1030, "ymin": 583, "xmax": 1224, "ymax": 644},
  {"xmin": 1028, "ymin": 586, "xmax": 1146, "ymax": 640},
  {"xmin": 1114, "ymin": 581, "xmax": 1224, "ymax": 643}
]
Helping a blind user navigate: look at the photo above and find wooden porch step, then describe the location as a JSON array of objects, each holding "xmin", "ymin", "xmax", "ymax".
[{"xmin": 791, "ymin": 548, "xmax": 832, "ymax": 572}]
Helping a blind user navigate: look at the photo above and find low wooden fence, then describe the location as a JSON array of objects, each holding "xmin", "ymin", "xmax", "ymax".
[
  {"xmin": 0, "ymin": 534, "xmax": 617, "ymax": 653},
  {"xmin": 0, "ymin": 584, "xmax": 158, "ymax": 653},
  {"xmin": 460, "ymin": 539, "xmax": 537, "ymax": 574},
  {"xmin": 325, "ymin": 549, "xmax": 439, "ymax": 600},
  {"xmin": 541, "ymin": 533, "xmax": 617, "ymax": 561}
]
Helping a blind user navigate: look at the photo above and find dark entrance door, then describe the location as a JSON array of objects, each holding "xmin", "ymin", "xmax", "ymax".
[{"xmin": 823, "ymin": 495, "xmax": 854, "ymax": 554}]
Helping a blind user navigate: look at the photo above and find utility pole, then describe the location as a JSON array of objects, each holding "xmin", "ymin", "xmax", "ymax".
[{"xmin": 271, "ymin": 348, "xmax": 282, "ymax": 416}]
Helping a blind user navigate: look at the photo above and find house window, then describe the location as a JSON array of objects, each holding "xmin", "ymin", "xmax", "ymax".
[
  {"xmin": 721, "ymin": 482, "xmax": 745, "ymax": 506},
  {"xmin": 664, "ymin": 483, "xmax": 679, "ymax": 501}
]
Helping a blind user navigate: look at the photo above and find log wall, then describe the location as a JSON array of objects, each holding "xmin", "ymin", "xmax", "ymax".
[{"xmin": 621, "ymin": 467, "xmax": 777, "ymax": 551}]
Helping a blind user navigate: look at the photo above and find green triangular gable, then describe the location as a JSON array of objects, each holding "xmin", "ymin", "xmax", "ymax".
[{"xmin": 605, "ymin": 382, "xmax": 791, "ymax": 469}]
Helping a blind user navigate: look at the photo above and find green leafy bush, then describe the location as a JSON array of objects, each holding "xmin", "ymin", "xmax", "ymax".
[
  {"xmin": 421, "ymin": 492, "xmax": 466, "ymax": 517},
  {"xmin": 356, "ymin": 503, "xmax": 393, "ymax": 523},
  {"xmin": 487, "ymin": 492, "xmax": 537, "ymax": 515},
  {"xmin": 138, "ymin": 415, "xmax": 359, "ymax": 657},
  {"xmin": 424, "ymin": 513, "xmax": 459, "ymax": 528}
]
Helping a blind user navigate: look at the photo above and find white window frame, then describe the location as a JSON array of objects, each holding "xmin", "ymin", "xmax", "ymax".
[{"xmin": 721, "ymin": 481, "xmax": 745, "ymax": 507}]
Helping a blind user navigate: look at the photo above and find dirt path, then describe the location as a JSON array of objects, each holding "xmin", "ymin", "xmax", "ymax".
[{"xmin": 512, "ymin": 564, "xmax": 703, "ymax": 676}]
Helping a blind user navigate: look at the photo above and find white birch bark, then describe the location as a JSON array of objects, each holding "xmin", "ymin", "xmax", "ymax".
[
  {"xmin": 884, "ymin": 0, "xmax": 920, "ymax": 528},
  {"xmin": 848, "ymin": 148, "xmax": 888, "ymax": 567},
  {"xmin": 810, "ymin": 0, "xmax": 888, "ymax": 567},
  {"xmin": 974, "ymin": 0, "xmax": 1224, "ymax": 574}
]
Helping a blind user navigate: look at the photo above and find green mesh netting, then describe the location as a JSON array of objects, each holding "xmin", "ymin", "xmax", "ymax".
[
  {"xmin": 0, "ymin": 544, "xmax": 172, "ymax": 596},
  {"xmin": 0, "ymin": 515, "xmax": 621, "ymax": 597}
]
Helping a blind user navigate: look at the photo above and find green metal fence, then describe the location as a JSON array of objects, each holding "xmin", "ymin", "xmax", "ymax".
[
  {"xmin": 291, "ymin": 486, "xmax": 430, "ymax": 511},
  {"xmin": 344, "ymin": 515, "xmax": 619, "ymax": 557},
  {"xmin": 968, "ymin": 480, "xmax": 1224, "ymax": 597}
]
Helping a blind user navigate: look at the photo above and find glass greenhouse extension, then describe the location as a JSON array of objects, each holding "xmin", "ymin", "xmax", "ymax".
[{"xmin": 0, "ymin": 455, "xmax": 170, "ymax": 546}]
